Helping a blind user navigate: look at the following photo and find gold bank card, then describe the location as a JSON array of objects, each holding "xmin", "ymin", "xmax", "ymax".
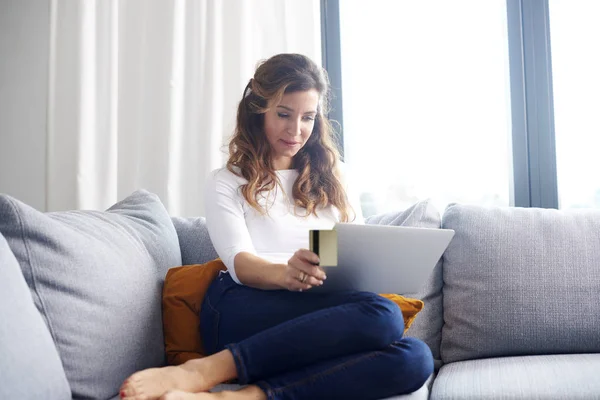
[{"xmin": 309, "ymin": 229, "xmax": 338, "ymax": 267}]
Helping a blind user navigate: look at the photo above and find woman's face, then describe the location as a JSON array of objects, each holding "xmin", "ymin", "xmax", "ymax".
[{"xmin": 263, "ymin": 89, "xmax": 319, "ymax": 170}]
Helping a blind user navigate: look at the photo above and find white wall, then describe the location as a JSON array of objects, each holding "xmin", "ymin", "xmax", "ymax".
[{"xmin": 0, "ymin": 0, "xmax": 49, "ymax": 211}]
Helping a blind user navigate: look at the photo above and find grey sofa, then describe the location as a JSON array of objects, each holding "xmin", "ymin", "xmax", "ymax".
[{"xmin": 1, "ymin": 190, "xmax": 599, "ymax": 400}]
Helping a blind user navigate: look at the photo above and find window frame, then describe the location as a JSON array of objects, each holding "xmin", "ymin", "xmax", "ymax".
[{"xmin": 321, "ymin": 0, "xmax": 559, "ymax": 208}]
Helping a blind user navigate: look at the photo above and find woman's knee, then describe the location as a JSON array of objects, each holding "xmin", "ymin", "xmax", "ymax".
[
  {"xmin": 369, "ymin": 338, "xmax": 433, "ymax": 397},
  {"xmin": 394, "ymin": 337, "xmax": 434, "ymax": 391},
  {"xmin": 357, "ymin": 292, "xmax": 405, "ymax": 345}
]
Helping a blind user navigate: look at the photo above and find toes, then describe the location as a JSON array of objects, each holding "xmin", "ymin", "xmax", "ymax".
[
  {"xmin": 119, "ymin": 378, "xmax": 134, "ymax": 395},
  {"xmin": 119, "ymin": 384, "xmax": 136, "ymax": 398},
  {"xmin": 119, "ymin": 383, "xmax": 145, "ymax": 400}
]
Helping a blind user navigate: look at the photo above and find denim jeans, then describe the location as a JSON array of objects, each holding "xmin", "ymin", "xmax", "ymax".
[{"xmin": 200, "ymin": 272, "xmax": 433, "ymax": 400}]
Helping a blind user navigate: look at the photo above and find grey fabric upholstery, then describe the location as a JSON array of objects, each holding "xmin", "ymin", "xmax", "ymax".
[
  {"xmin": 440, "ymin": 204, "xmax": 600, "ymax": 363},
  {"xmin": 0, "ymin": 190, "xmax": 182, "ymax": 400},
  {"xmin": 366, "ymin": 200, "xmax": 445, "ymax": 370},
  {"xmin": 172, "ymin": 216, "xmax": 219, "ymax": 265},
  {"xmin": 0, "ymin": 233, "xmax": 71, "ymax": 400},
  {"xmin": 210, "ymin": 375, "xmax": 433, "ymax": 399},
  {"xmin": 431, "ymin": 354, "xmax": 600, "ymax": 400}
]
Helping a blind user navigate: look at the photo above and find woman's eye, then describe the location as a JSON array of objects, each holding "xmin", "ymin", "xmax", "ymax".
[
  {"xmin": 277, "ymin": 113, "xmax": 289, "ymax": 118},
  {"xmin": 303, "ymin": 116, "xmax": 315, "ymax": 121}
]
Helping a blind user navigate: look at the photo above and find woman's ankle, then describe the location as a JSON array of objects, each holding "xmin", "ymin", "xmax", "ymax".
[{"xmin": 182, "ymin": 350, "xmax": 238, "ymax": 389}]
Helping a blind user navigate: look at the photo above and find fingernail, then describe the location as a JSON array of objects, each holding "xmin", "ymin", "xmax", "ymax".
[
  {"xmin": 323, "ymin": 275, "xmax": 327, "ymax": 280},
  {"xmin": 319, "ymin": 280, "xmax": 324, "ymax": 286}
]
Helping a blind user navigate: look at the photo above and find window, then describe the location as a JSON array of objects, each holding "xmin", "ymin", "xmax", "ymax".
[
  {"xmin": 338, "ymin": 0, "xmax": 512, "ymax": 216},
  {"xmin": 549, "ymin": 0, "xmax": 600, "ymax": 209}
]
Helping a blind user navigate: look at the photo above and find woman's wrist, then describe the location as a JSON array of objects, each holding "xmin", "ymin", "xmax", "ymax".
[
  {"xmin": 254, "ymin": 262, "xmax": 287, "ymax": 290},
  {"xmin": 271, "ymin": 263, "xmax": 288, "ymax": 289}
]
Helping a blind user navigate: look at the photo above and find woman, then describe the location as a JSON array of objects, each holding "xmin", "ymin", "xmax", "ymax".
[{"xmin": 120, "ymin": 53, "xmax": 433, "ymax": 400}]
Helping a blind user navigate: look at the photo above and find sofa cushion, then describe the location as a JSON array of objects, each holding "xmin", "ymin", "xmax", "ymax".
[
  {"xmin": 172, "ymin": 216, "xmax": 219, "ymax": 265},
  {"xmin": 210, "ymin": 376, "xmax": 433, "ymax": 399},
  {"xmin": 431, "ymin": 354, "xmax": 600, "ymax": 400},
  {"xmin": 366, "ymin": 200, "xmax": 444, "ymax": 370},
  {"xmin": 0, "ymin": 233, "xmax": 71, "ymax": 400},
  {"xmin": 108, "ymin": 378, "xmax": 432, "ymax": 400},
  {"xmin": 441, "ymin": 204, "xmax": 600, "ymax": 363},
  {"xmin": 0, "ymin": 190, "xmax": 182, "ymax": 400}
]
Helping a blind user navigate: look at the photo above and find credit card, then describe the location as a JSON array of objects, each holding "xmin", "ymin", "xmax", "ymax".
[{"xmin": 309, "ymin": 229, "xmax": 338, "ymax": 267}]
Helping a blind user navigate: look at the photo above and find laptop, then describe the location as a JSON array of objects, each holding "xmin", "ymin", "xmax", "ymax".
[{"xmin": 309, "ymin": 223, "xmax": 455, "ymax": 294}]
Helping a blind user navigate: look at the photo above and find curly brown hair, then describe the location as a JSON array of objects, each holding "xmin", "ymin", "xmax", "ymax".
[{"xmin": 226, "ymin": 53, "xmax": 355, "ymax": 222}]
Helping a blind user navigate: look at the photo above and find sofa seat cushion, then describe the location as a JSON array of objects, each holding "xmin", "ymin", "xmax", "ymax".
[
  {"xmin": 0, "ymin": 233, "xmax": 71, "ymax": 400},
  {"xmin": 107, "ymin": 383, "xmax": 430, "ymax": 400},
  {"xmin": 210, "ymin": 375, "xmax": 432, "ymax": 399},
  {"xmin": 431, "ymin": 354, "xmax": 600, "ymax": 400},
  {"xmin": 108, "ymin": 382, "xmax": 431, "ymax": 400},
  {"xmin": 0, "ymin": 191, "xmax": 182, "ymax": 400}
]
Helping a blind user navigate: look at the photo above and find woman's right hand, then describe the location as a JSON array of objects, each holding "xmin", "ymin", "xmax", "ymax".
[{"xmin": 282, "ymin": 249, "xmax": 327, "ymax": 292}]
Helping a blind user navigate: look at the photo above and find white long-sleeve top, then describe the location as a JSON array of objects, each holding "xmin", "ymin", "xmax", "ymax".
[{"xmin": 204, "ymin": 166, "xmax": 364, "ymax": 284}]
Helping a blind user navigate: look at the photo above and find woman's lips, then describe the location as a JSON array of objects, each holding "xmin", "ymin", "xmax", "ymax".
[{"xmin": 281, "ymin": 140, "xmax": 299, "ymax": 147}]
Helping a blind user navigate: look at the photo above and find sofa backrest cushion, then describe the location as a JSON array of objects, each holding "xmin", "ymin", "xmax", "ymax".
[
  {"xmin": 0, "ymin": 190, "xmax": 182, "ymax": 399},
  {"xmin": 441, "ymin": 204, "xmax": 600, "ymax": 363},
  {"xmin": 366, "ymin": 199, "xmax": 445, "ymax": 370},
  {"xmin": 172, "ymin": 216, "xmax": 219, "ymax": 265},
  {"xmin": 0, "ymin": 233, "xmax": 71, "ymax": 400}
]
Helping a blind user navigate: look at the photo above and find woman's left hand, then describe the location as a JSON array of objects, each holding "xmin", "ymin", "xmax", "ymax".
[{"xmin": 283, "ymin": 249, "xmax": 327, "ymax": 291}]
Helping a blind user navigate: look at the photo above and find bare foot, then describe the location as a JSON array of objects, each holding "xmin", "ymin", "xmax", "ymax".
[
  {"xmin": 159, "ymin": 386, "xmax": 266, "ymax": 400},
  {"xmin": 120, "ymin": 365, "xmax": 208, "ymax": 400},
  {"xmin": 120, "ymin": 351, "xmax": 238, "ymax": 400},
  {"xmin": 159, "ymin": 390, "xmax": 212, "ymax": 400}
]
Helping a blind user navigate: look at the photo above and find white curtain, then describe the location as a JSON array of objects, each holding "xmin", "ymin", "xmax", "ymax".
[{"xmin": 46, "ymin": 0, "xmax": 321, "ymax": 216}]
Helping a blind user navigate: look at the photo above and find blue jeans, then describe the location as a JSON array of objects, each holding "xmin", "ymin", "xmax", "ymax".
[{"xmin": 200, "ymin": 272, "xmax": 433, "ymax": 400}]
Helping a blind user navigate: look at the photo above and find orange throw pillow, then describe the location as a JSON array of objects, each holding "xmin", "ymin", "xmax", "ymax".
[
  {"xmin": 379, "ymin": 293, "xmax": 424, "ymax": 332},
  {"xmin": 162, "ymin": 259, "xmax": 424, "ymax": 365},
  {"xmin": 162, "ymin": 260, "xmax": 226, "ymax": 365}
]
